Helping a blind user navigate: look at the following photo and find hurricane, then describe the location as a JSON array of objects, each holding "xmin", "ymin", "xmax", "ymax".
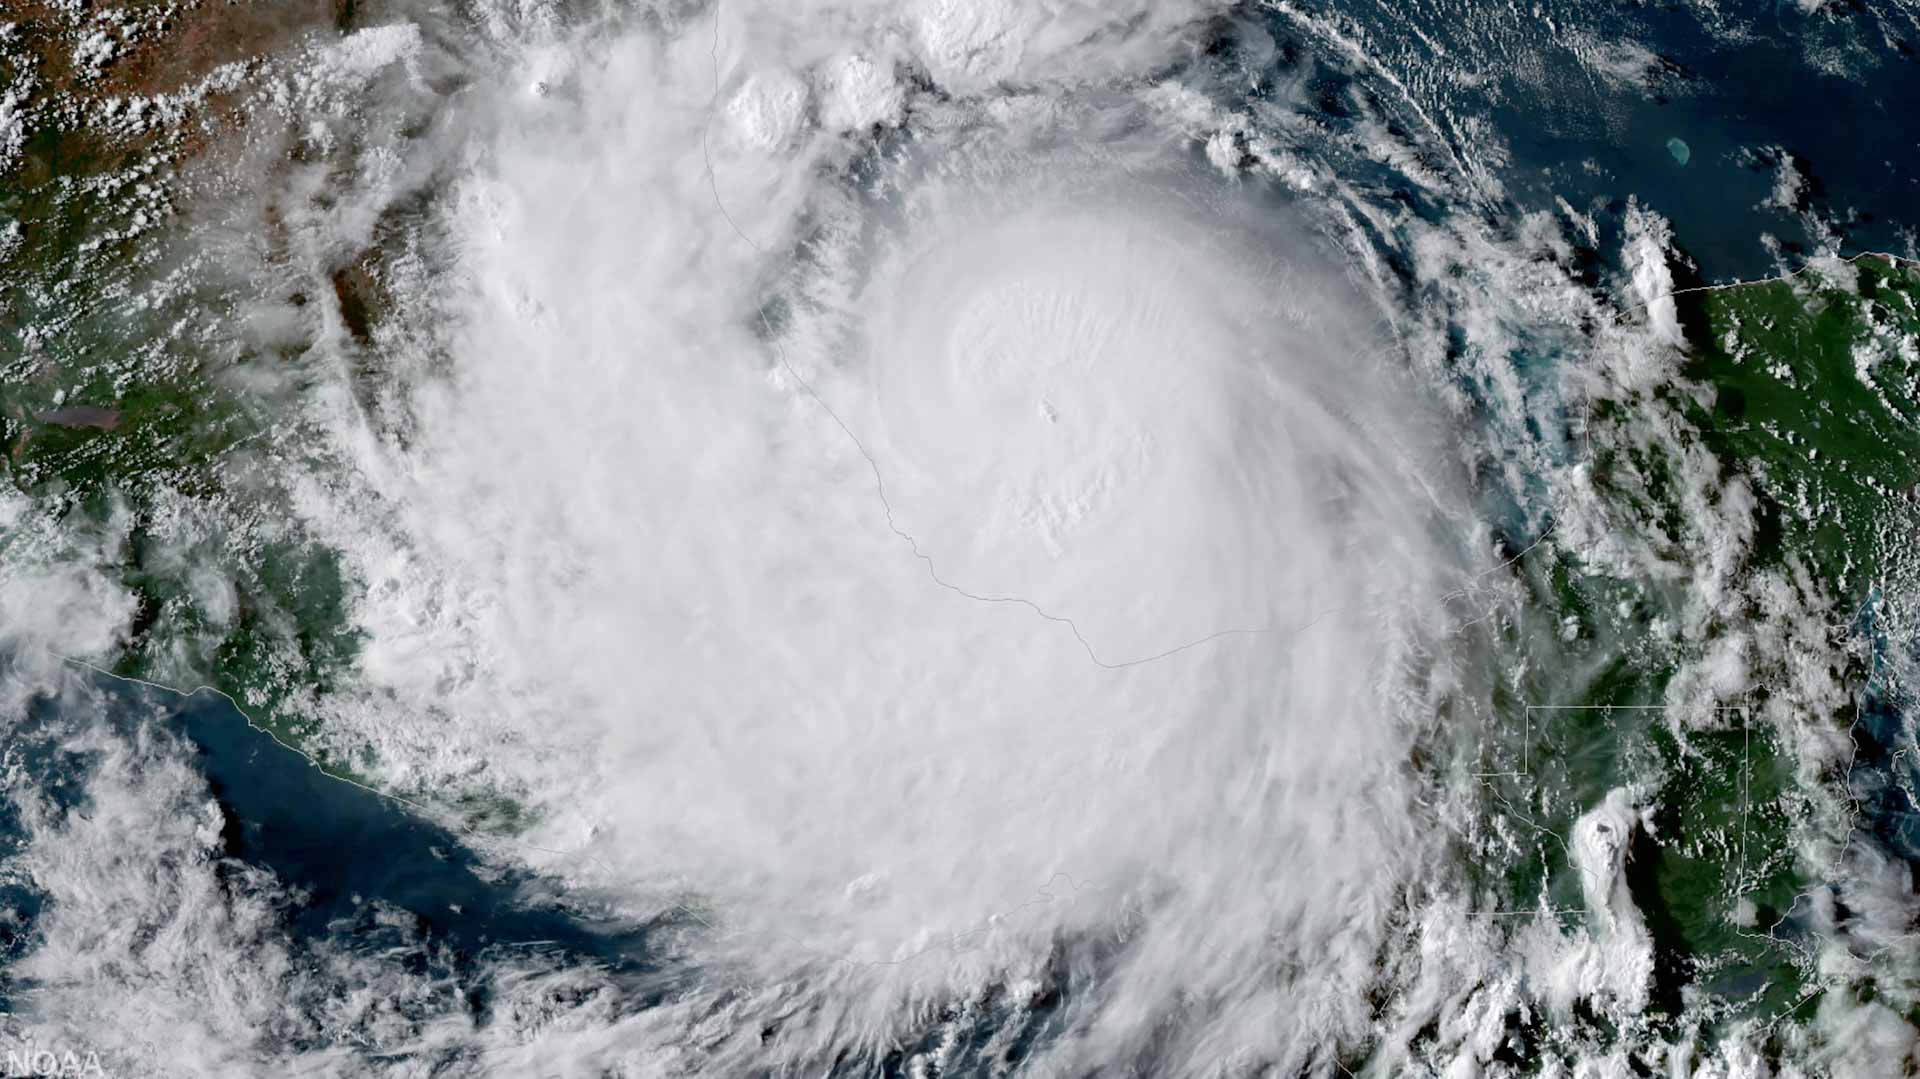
[
  {"xmin": 7, "ymin": 0, "xmax": 1920, "ymax": 1075},
  {"xmin": 285, "ymin": 30, "xmax": 1497, "ymax": 1070}
]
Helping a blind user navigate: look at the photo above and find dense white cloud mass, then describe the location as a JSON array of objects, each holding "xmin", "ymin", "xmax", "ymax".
[
  {"xmin": 0, "ymin": 490, "xmax": 136, "ymax": 714},
  {"xmin": 16, "ymin": 0, "xmax": 1920, "ymax": 1075},
  {"xmin": 161, "ymin": 0, "xmax": 1511, "ymax": 1072}
]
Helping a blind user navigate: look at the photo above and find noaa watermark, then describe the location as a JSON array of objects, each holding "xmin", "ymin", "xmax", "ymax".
[{"xmin": 2, "ymin": 1048, "xmax": 105, "ymax": 1077}]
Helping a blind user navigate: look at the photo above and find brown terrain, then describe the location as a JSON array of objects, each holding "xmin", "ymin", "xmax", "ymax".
[
  {"xmin": 4, "ymin": 0, "xmax": 382, "ymax": 188},
  {"xmin": 2, "ymin": 1, "xmax": 396, "ymax": 471}
]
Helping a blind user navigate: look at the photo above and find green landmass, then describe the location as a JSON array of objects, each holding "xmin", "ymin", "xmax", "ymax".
[
  {"xmin": 1683, "ymin": 255, "xmax": 1920, "ymax": 599},
  {"xmin": 1485, "ymin": 256, "xmax": 1920, "ymax": 1036},
  {"xmin": 7, "ymin": 10, "xmax": 1919, "ymax": 1032}
]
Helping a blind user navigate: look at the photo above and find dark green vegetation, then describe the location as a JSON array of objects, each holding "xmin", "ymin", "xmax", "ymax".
[
  {"xmin": 1628, "ymin": 719, "xmax": 1808, "ymax": 1020},
  {"xmin": 1685, "ymin": 256, "xmax": 1920, "ymax": 599},
  {"xmin": 1663, "ymin": 258, "xmax": 1920, "ymax": 1021},
  {"xmin": 1, "ymin": 2, "xmax": 391, "ymax": 788},
  {"xmin": 1479, "ymin": 692, "xmax": 1811, "ymax": 1025},
  {"xmin": 7, "ymin": 9, "xmax": 1919, "ymax": 1041},
  {"xmin": 1482, "ymin": 258, "xmax": 1920, "ymax": 1033}
]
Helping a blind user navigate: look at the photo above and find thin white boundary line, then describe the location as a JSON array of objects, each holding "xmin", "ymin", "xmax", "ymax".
[
  {"xmin": 1486, "ymin": 700, "xmax": 1898, "ymax": 1035},
  {"xmin": 1583, "ymin": 251, "xmax": 1920, "ymax": 480},
  {"xmin": 697, "ymin": 9, "xmax": 1290, "ymax": 673},
  {"xmin": 1466, "ymin": 704, "xmax": 1752, "ymax": 919},
  {"xmin": 1573, "ymin": 255, "xmax": 1920, "ymax": 1029},
  {"xmin": 31, "ymin": 18, "xmax": 1916, "ymax": 1050},
  {"xmin": 46, "ymin": 649, "xmax": 1142, "ymax": 974}
]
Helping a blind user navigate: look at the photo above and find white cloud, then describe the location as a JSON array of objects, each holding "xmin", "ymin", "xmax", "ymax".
[
  {"xmin": 229, "ymin": 5, "xmax": 1507, "ymax": 1070},
  {"xmin": 0, "ymin": 489, "xmax": 137, "ymax": 715},
  {"xmin": 9, "ymin": 0, "xmax": 1910, "ymax": 1072}
]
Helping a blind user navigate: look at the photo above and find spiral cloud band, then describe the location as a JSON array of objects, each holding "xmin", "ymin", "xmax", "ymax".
[
  {"xmin": 0, "ymin": 3, "xmax": 1521, "ymax": 1074},
  {"xmin": 275, "ymin": 22, "xmax": 1500, "ymax": 1069}
]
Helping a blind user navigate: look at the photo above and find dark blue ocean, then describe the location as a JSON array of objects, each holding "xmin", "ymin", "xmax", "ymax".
[
  {"xmin": 5, "ymin": 0, "xmax": 1919, "ymax": 1052},
  {"xmin": 1265, "ymin": 0, "xmax": 1920, "ymax": 281},
  {"xmin": 0, "ymin": 675, "xmax": 663, "ymax": 1018}
]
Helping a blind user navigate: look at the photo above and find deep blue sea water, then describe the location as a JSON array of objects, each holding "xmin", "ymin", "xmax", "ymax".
[
  {"xmin": 1, "ymin": 675, "xmax": 658, "ymax": 1018},
  {"xmin": 5, "ymin": 2, "xmax": 1920, "ymax": 1060},
  {"xmin": 1266, "ymin": 1, "xmax": 1920, "ymax": 281},
  {"xmin": 1504, "ymin": 7, "xmax": 1920, "ymax": 280}
]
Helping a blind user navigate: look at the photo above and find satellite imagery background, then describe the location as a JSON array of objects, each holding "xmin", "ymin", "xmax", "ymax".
[{"xmin": 5, "ymin": 0, "xmax": 1920, "ymax": 1075}]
